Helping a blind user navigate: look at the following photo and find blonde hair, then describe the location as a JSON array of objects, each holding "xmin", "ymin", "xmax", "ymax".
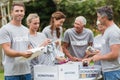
[{"xmin": 26, "ymin": 13, "xmax": 39, "ymax": 25}]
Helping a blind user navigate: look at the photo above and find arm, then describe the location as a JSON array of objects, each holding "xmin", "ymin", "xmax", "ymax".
[
  {"xmin": 39, "ymin": 39, "xmax": 51, "ymax": 47},
  {"xmin": 62, "ymin": 42, "xmax": 81, "ymax": 61},
  {"xmin": 92, "ymin": 44, "xmax": 120, "ymax": 61},
  {"xmin": 2, "ymin": 42, "xmax": 32, "ymax": 58},
  {"xmin": 84, "ymin": 31, "xmax": 94, "ymax": 58},
  {"xmin": 84, "ymin": 42, "xmax": 93, "ymax": 58},
  {"xmin": 55, "ymin": 39, "xmax": 63, "ymax": 52}
]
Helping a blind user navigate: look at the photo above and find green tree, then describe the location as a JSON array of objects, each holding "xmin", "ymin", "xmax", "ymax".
[
  {"xmin": 23, "ymin": 0, "xmax": 56, "ymax": 31},
  {"xmin": 59, "ymin": 0, "xmax": 106, "ymax": 29}
]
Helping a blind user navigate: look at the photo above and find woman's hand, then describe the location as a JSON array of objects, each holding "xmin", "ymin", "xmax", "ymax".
[{"xmin": 40, "ymin": 39, "xmax": 51, "ymax": 47}]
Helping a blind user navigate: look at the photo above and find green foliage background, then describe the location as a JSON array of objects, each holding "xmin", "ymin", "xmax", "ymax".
[
  {"xmin": 23, "ymin": 0, "xmax": 56, "ymax": 31},
  {"xmin": 22, "ymin": 0, "xmax": 120, "ymax": 36}
]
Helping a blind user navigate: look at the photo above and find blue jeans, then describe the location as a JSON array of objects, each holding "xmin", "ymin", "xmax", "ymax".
[
  {"xmin": 103, "ymin": 69, "xmax": 120, "ymax": 80},
  {"xmin": 5, "ymin": 74, "xmax": 31, "ymax": 80}
]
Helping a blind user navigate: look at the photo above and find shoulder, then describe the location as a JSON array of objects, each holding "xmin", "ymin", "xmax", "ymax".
[
  {"xmin": 43, "ymin": 25, "xmax": 51, "ymax": 30},
  {"xmin": 42, "ymin": 25, "xmax": 51, "ymax": 32},
  {"xmin": 94, "ymin": 34, "xmax": 102, "ymax": 39},
  {"xmin": 0, "ymin": 23, "xmax": 11, "ymax": 31},
  {"xmin": 84, "ymin": 28, "xmax": 93, "ymax": 34},
  {"xmin": 63, "ymin": 28, "xmax": 74, "ymax": 36},
  {"xmin": 64, "ymin": 28, "xmax": 73, "ymax": 33},
  {"xmin": 2, "ymin": 23, "xmax": 11, "ymax": 28},
  {"xmin": 105, "ymin": 25, "xmax": 120, "ymax": 37},
  {"xmin": 37, "ymin": 32, "xmax": 46, "ymax": 37},
  {"xmin": 22, "ymin": 25, "xmax": 29, "ymax": 30}
]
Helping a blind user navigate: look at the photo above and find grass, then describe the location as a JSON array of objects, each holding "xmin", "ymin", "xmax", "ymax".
[{"xmin": 0, "ymin": 70, "xmax": 4, "ymax": 80}]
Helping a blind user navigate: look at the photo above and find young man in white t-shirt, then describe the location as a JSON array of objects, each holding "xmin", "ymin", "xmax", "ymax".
[{"xmin": 0, "ymin": 2, "xmax": 32, "ymax": 80}]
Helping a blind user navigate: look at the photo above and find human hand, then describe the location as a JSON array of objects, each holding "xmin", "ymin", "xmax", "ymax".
[
  {"xmin": 92, "ymin": 53, "xmax": 101, "ymax": 62},
  {"xmin": 69, "ymin": 56, "xmax": 82, "ymax": 61},
  {"xmin": 21, "ymin": 51, "xmax": 32, "ymax": 58},
  {"xmin": 41, "ymin": 39, "xmax": 51, "ymax": 47},
  {"xmin": 56, "ymin": 56, "xmax": 67, "ymax": 62},
  {"xmin": 85, "ymin": 49, "xmax": 100, "ymax": 57},
  {"xmin": 55, "ymin": 39, "xmax": 61, "ymax": 46},
  {"xmin": 82, "ymin": 57, "xmax": 93, "ymax": 64}
]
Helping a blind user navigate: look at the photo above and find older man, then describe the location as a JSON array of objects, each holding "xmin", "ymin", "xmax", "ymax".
[
  {"xmin": 62, "ymin": 16, "xmax": 94, "ymax": 61},
  {"xmin": 83, "ymin": 6, "xmax": 120, "ymax": 80},
  {"xmin": 93, "ymin": 6, "xmax": 120, "ymax": 80}
]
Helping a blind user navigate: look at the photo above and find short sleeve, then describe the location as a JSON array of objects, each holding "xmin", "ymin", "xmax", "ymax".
[
  {"xmin": 62, "ymin": 30, "xmax": 70, "ymax": 43},
  {"xmin": 109, "ymin": 31, "xmax": 120, "ymax": 46},
  {"xmin": 89, "ymin": 30, "xmax": 94, "ymax": 43},
  {"xmin": 0, "ymin": 27, "xmax": 11, "ymax": 44}
]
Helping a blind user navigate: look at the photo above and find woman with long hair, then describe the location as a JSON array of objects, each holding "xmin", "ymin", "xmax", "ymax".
[{"xmin": 42, "ymin": 11, "xmax": 66, "ymax": 52}]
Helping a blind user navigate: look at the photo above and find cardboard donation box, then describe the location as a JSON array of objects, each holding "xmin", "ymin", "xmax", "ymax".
[
  {"xmin": 63, "ymin": 62, "xmax": 79, "ymax": 80},
  {"xmin": 34, "ymin": 65, "xmax": 64, "ymax": 80},
  {"xmin": 34, "ymin": 62, "xmax": 80, "ymax": 80}
]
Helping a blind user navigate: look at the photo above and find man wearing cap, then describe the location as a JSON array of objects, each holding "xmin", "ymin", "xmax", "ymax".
[{"xmin": 62, "ymin": 16, "xmax": 94, "ymax": 61}]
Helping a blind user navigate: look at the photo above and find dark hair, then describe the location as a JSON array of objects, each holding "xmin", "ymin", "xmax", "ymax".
[
  {"xmin": 96, "ymin": 6, "xmax": 113, "ymax": 20},
  {"xmin": 50, "ymin": 11, "xmax": 66, "ymax": 38},
  {"xmin": 11, "ymin": 2, "xmax": 25, "ymax": 11}
]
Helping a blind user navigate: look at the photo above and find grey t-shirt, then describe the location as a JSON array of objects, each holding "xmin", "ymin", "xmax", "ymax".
[
  {"xmin": 42, "ymin": 25, "xmax": 63, "ymax": 41},
  {"xmin": 0, "ymin": 23, "xmax": 30, "ymax": 76},
  {"xmin": 29, "ymin": 32, "xmax": 47, "ymax": 78},
  {"xmin": 29, "ymin": 32, "xmax": 47, "ymax": 48},
  {"xmin": 63, "ymin": 28, "xmax": 94, "ymax": 58},
  {"xmin": 29, "ymin": 32, "xmax": 59, "ymax": 65},
  {"xmin": 94, "ymin": 34, "xmax": 105, "ymax": 50},
  {"xmin": 101, "ymin": 24, "xmax": 120, "ymax": 72},
  {"xmin": 29, "ymin": 32, "xmax": 47, "ymax": 66},
  {"xmin": 93, "ymin": 34, "xmax": 104, "ymax": 65}
]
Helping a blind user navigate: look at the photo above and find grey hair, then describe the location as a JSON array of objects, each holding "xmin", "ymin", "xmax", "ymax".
[
  {"xmin": 96, "ymin": 6, "xmax": 113, "ymax": 20},
  {"xmin": 75, "ymin": 16, "xmax": 87, "ymax": 25}
]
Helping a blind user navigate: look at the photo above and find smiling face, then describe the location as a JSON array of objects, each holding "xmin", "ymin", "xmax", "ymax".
[
  {"xmin": 73, "ymin": 16, "xmax": 86, "ymax": 34},
  {"xmin": 11, "ymin": 5, "xmax": 25, "ymax": 21},
  {"xmin": 96, "ymin": 6, "xmax": 113, "ymax": 26},
  {"xmin": 74, "ymin": 20, "xmax": 84, "ymax": 34}
]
